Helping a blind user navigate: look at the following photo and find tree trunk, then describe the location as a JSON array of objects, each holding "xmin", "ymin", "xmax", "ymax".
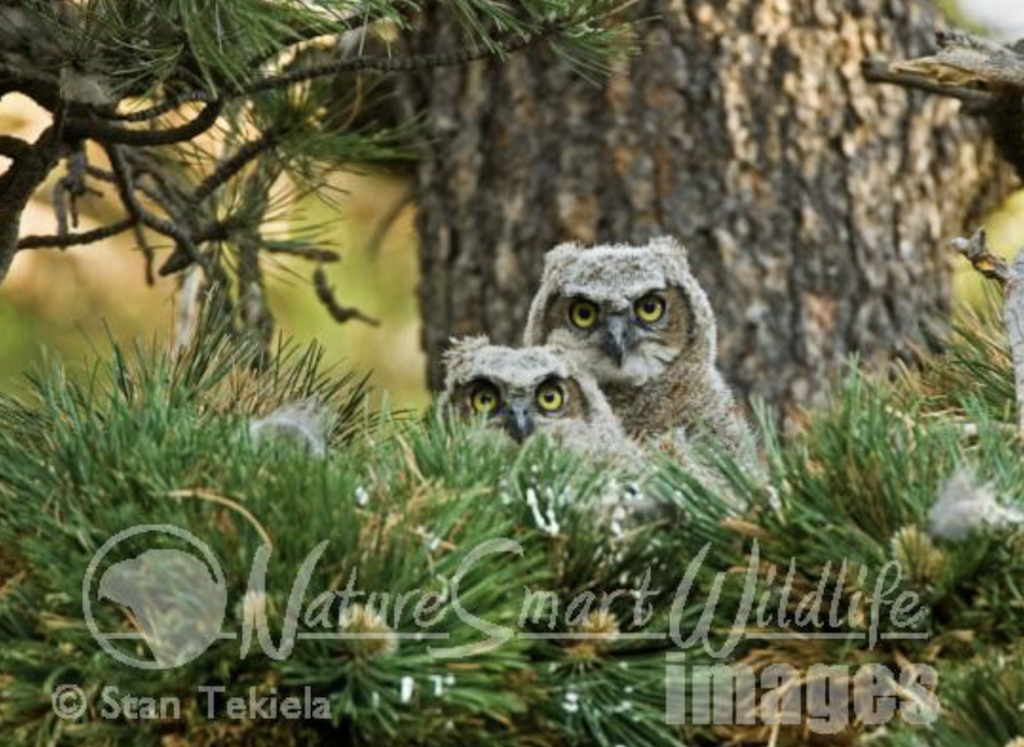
[{"xmin": 407, "ymin": 0, "xmax": 1015, "ymax": 420}]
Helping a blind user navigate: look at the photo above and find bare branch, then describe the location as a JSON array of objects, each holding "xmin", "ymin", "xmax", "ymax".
[
  {"xmin": 64, "ymin": 149, "xmax": 90, "ymax": 228},
  {"xmin": 0, "ymin": 63, "xmax": 61, "ymax": 92},
  {"xmin": 951, "ymin": 227, "xmax": 1024, "ymax": 438},
  {"xmin": 861, "ymin": 58, "xmax": 996, "ymax": 107},
  {"xmin": 866, "ymin": 30, "xmax": 1024, "ymax": 178},
  {"xmin": 102, "ymin": 143, "xmax": 209, "ymax": 279},
  {"xmin": 263, "ymin": 244, "xmax": 340, "ymax": 263},
  {"xmin": 132, "ymin": 223, "xmax": 156, "ymax": 286},
  {"xmin": 0, "ymin": 136, "xmax": 31, "ymax": 160},
  {"xmin": 1004, "ymin": 250, "xmax": 1024, "ymax": 439},
  {"xmin": 51, "ymin": 174, "xmax": 69, "ymax": 238},
  {"xmin": 52, "ymin": 148, "xmax": 98, "ymax": 235},
  {"xmin": 0, "ymin": 64, "xmax": 61, "ymax": 110},
  {"xmin": 896, "ymin": 30, "xmax": 1024, "ymax": 91},
  {"xmin": 194, "ymin": 130, "xmax": 281, "ymax": 204},
  {"xmin": 100, "ymin": 92, "xmax": 217, "ymax": 123},
  {"xmin": 103, "ymin": 145, "xmax": 189, "ymax": 242},
  {"xmin": 951, "ymin": 228, "xmax": 1011, "ymax": 286},
  {"xmin": 85, "ymin": 165, "xmax": 159, "ymax": 205},
  {"xmin": 0, "ymin": 115, "xmax": 64, "ymax": 282},
  {"xmin": 17, "ymin": 218, "xmax": 136, "ymax": 250},
  {"xmin": 313, "ymin": 266, "xmax": 379, "ymax": 326},
  {"xmin": 158, "ymin": 246, "xmax": 197, "ymax": 276},
  {"xmin": 66, "ymin": 101, "xmax": 224, "ymax": 147},
  {"xmin": 863, "ymin": 30, "xmax": 1024, "ymax": 97}
]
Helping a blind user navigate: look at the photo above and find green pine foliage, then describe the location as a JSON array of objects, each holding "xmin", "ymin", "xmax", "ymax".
[
  {"xmin": 1, "ymin": 308, "xmax": 1023, "ymax": 746},
  {"xmin": 1, "ymin": 0, "xmax": 637, "ymax": 332},
  {"xmin": 881, "ymin": 660, "xmax": 1024, "ymax": 747}
]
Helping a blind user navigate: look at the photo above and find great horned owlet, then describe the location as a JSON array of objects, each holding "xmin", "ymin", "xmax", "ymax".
[
  {"xmin": 439, "ymin": 337, "xmax": 641, "ymax": 462},
  {"xmin": 523, "ymin": 236, "xmax": 755, "ymax": 463}
]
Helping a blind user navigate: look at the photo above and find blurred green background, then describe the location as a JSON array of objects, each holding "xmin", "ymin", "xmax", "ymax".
[{"xmin": 2, "ymin": 0, "xmax": 1023, "ymax": 410}]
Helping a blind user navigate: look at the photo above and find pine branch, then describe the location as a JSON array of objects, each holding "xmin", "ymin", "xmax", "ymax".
[
  {"xmin": 193, "ymin": 130, "xmax": 282, "ymax": 204},
  {"xmin": 242, "ymin": 32, "xmax": 559, "ymax": 92},
  {"xmin": 0, "ymin": 114, "xmax": 64, "ymax": 283},
  {"xmin": 0, "ymin": 0, "xmax": 635, "ymax": 327},
  {"xmin": 103, "ymin": 144, "xmax": 193, "ymax": 251},
  {"xmin": 66, "ymin": 101, "xmax": 224, "ymax": 147},
  {"xmin": 100, "ymin": 143, "xmax": 215, "ymax": 280},
  {"xmin": 16, "ymin": 218, "xmax": 137, "ymax": 250},
  {"xmin": 0, "ymin": 136, "xmax": 31, "ymax": 160},
  {"xmin": 0, "ymin": 63, "xmax": 61, "ymax": 110},
  {"xmin": 85, "ymin": 165, "xmax": 166, "ymax": 207},
  {"xmin": 99, "ymin": 25, "xmax": 564, "ymax": 123}
]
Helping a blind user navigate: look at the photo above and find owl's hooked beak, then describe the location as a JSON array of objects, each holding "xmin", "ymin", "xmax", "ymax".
[
  {"xmin": 505, "ymin": 401, "xmax": 535, "ymax": 443},
  {"xmin": 602, "ymin": 314, "xmax": 633, "ymax": 367}
]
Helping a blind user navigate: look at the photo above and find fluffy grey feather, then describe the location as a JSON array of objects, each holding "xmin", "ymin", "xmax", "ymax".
[{"xmin": 929, "ymin": 468, "xmax": 1024, "ymax": 541}]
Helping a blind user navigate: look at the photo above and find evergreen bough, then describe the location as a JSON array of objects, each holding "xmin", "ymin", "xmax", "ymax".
[
  {"xmin": 0, "ymin": 303, "xmax": 1022, "ymax": 746},
  {"xmin": 0, "ymin": 0, "xmax": 636, "ymax": 343}
]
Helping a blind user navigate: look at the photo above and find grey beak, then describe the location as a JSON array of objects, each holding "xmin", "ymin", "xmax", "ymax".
[
  {"xmin": 506, "ymin": 403, "xmax": 535, "ymax": 443},
  {"xmin": 602, "ymin": 314, "xmax": 631, "ymax": 367}
]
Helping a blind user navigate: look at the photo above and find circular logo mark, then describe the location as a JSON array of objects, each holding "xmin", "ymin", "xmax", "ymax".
[{"xmin": 83, "ymin": 524, "xmax": 227, "ymax": 670}]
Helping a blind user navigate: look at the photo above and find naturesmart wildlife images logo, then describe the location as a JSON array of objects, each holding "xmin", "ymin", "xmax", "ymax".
[
  {"xmin": 83, "ymin": 525, "xmax": 936, "ymax": 664},
  {"xmin": 77, "ymin": 524, "xmax": 941, "ymax": 730}
]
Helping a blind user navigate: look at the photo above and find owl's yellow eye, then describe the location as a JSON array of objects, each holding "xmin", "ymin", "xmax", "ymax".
[
  {"xmin": 634, "ymin": 294, "xmax": 665, "ymax": 324},
  {"xmin": 536, "ymin": 381, "xmax": 565, "ymax": 413},
  {"xmin": 569, "ymin": 299, "xmax": 599, "ymax": 329},
  {"xmin": 470, "ymin": 384, "xmax": 500, "ymax": 414}
]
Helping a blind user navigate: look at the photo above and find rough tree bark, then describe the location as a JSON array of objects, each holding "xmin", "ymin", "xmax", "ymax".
[{"xmin": 407, "ymin": 0, "xmax": 1015, "ymax": 420}]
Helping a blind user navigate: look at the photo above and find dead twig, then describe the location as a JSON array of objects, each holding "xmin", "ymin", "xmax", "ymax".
[
  {"xmin": 0, "ymin": 113, "xmax": 65, "ymax": 282},
  {"xmin": 893, "ymin": 30, "xmax": 1024, "ymax": 92},
  {"xmin": 865, "ymin": 29, "xmax": 1024, "ymax": 176},
  {"xmin": 313, "ymin": 266, "xmax": 379, "ymax": 326},
  {"xmin": 952, "ymin": 228, "xmax": 1024, "ymax": 439},
  {"xmin": 951, "ymin": 228, "xmax": 1010, "ymax": 286},
  {"xmin": 1004, "ymin": 251, "xmax": 1024, "ymax": 439},
  {"xmin": 17, "ymin": 218, "xmax": 136, "ymax": 250},
  {"xmin": 861, "ymin": 58, "xmax": 996, "ymax": 107}
]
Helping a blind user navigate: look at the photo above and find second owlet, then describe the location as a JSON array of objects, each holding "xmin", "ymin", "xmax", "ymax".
[
  {"xmin": 438, "ymin": 337, "xmax": 641, "ymax": 462},
  {"xmin": 523, "ymin": 236, "xmax": 754, "ymax": 462}
]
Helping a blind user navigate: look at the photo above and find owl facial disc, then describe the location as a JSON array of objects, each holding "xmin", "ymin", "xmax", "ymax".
[{"xmin": 439, "ymin": 338, "xmax": 639, "ymax": 460}]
